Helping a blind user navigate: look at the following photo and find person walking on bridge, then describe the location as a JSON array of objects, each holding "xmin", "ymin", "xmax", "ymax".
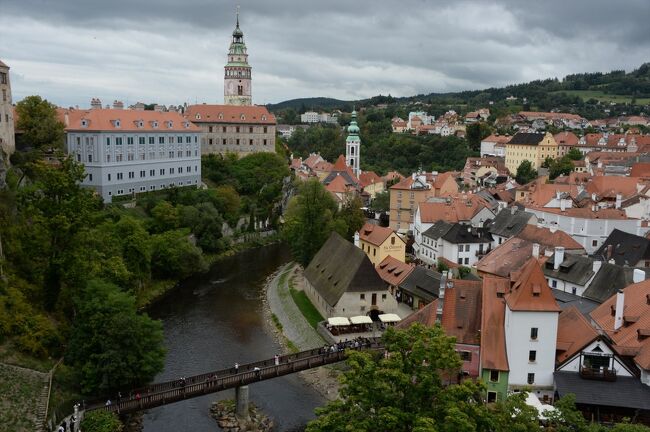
[
  {"xmin": 234, "ymin": 362, "xmax": 239, "ymax": 374},
  {"xmin": 274, "ymin": 354, "xmax": 280, "ymax": 366}
]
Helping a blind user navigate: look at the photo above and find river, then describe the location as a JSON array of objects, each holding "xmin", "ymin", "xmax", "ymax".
[{"xmin": 143, "ymin": 244, "xmax": 325, "ymax": 431}]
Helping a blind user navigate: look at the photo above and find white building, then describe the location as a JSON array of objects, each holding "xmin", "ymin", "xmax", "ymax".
[
  {"xmin": 224, "ymin": 12, "xmax": 252, "ymax": 106},
  {"xmin": 345, "ymin": 110, "xmax": 361, "ymax": 178},
  {"xmin": 64, "ymin": 107, "xmax": 202, "ymax": 203},
  {"xmin": 525, "ymin": 206, "xmax": 650, "ymax": 254},
  {"xmin": 419, "ymin": 221, "xmax": 493, "ymax": 268},
  {"xmin": 0, "ymin": 59, "xmax": 15, "ymax": 156},
  {"xmin": 300, "ymin": 111, "xmax": 336, "ymax": 124},
  {"xmin": 503, "ymin": 259, "xmax": 560, "ymax": 399}
]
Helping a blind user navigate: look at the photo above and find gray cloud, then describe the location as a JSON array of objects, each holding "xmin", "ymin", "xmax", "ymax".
[{"xmin": 0, "ymin": 0, "xmax": 649, "ymax": 107}]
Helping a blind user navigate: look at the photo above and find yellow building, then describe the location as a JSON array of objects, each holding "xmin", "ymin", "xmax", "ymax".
[
  {"xmin": 355, "ymin": 222, "xmax": 406, "ymax": 265},
  {"xmin": 505, "ymin": 132, "xmax": 558, "ymax": 173}
]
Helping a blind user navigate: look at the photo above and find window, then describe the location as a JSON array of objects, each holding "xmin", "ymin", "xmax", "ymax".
[
  {"xmin": 76, "ymin": 154, "xmax": 81, "ymax": 162},
  {"xmin": 208, "ymin": 126, "xmax": 213, "ymax": 133},
  {"xmin": 186, "ymin": 136, "xmax": 191, "ymax": 143},
  {"xmin": 108, "ymin": 173, "xmax": 111, "ymax": 181},
  {"xmin": 487, "ymin": 391, "xmax": 497, "ymax": 403},
  {"xmin": 236, "ymin": 139, "xmax": 240, "ymax": 145},
  {"xmin": 88, "ymin": 154, "xmax": 93, "ymax": 162},
  {"xmin": 140, "ymin": 170, "xmax": 145, "ymax": 178},
  {"xmin": 149, "ymin": 137, "xmax": 155, "ymax": 145},
  {"xmin": 529, "ymin": 350, "xmax": 537, "ymax": 362},
  {"xmin": 106, "ymin": 137, "xmax": 111, "ymax": 145},
  {"xmin": 489, "ymin": 370, "xmax": 499, "ymax": 382},
  {"xmin": 263, "ymin": 126, "xmax": 268, "ymax": 133},
  {"xmin": 139, "ymin": 137, "xmax": 145, "ymax": 145},
  {"xmin": 360, "ymin": 294, "xmax": 365, "ymax": 300},
  {"xmin": 382, "ymin": 294, "xmax": 387, "ymax": 300},
  {"xmin": 263, "ymin": 139, "xmax": 267, "ymax": 145},
  {"xmin": 127, "ymin": 137, "xmax": 134, "ymax": 145},
  {"xmin": 249, "ymin": 127, "xmax": 254, "ymax": 133},
  {"xmin": 150, "ymin": 169, "xmax": 155, "ymax": 176},
  {"xmin": 222, "ymin": 139, "xmax": 227, "ymax": 145},
  {"xmin": 527, "ymin": 373, "xmax": 535, "ymax": 384},
  {"xmin": 551, "ymin": 280, "xmax": 557, "ymax": 288},
  {"xmin": 88, "ymin": 173, "xmax": 93, "ymax": 182},
  {"xmin": 160, "ymin": 169, "xmax": 165, "ymax": 175},
  {"xmin": 222, "ymin": 126, "xmax": 227, "ymax": 133},
  {"xmin": 249, "ymin": 139, "xmax": 253, "ymax": 145},
  {"xmin": 373, "ymin": 248, "xmax": 376, "ymax": 256},
  {"xmin": 117, "ymin": 173, "xmax": 123, "ymax": 180},
  {"xmin": 159, "ymin": 136, "xmax": 165, "ymax": 144},
  {"xmin": 236, "ymin": 126, "xmax": 240, "ymax": 133},
  {"xmin": 391, "ymin": 237, "xmax": 395, "ymax": 245},
  {"xmin": 458, "ymin": 351, "xmax": 472, "ymax": 361},
  {"xmin": 530, "ymin": 328, "xmax": 538, "ymax": 340},
  {"xmin": 592, "ymin": 239, "xmax": 598, "ymax": 247},
  {"xmin": 178, "ymin": 167, "xmax": 183, "ymax": 173},
  {"xmin": 128, "ymin": 172, "xmax": 134, "ymax": 179},
  {"xmin": 170, "ymin": 168, "xmax": 175, "ymax": 174},
  {"xmin": 458, "ymin": 258, "xmax": 463, "ymax": 265}
]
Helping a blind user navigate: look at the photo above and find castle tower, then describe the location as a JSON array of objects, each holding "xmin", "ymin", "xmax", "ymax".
[
  {"xmin": 346, "ymin": 110, "xmax": 361, "ymax": 177},
  {"xmin": 0, "ymin": 60, "xmax": 15, "ymax": 156},
  {"xmin": 224, "ymin": 9, "xmax": 252, "ymax": 106}
]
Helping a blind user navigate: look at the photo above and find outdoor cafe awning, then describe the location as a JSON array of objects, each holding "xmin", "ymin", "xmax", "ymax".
[
  {"xmin": 328, "ymin": 317, "xmax": 351, "ymax": 326},
  {"xmin": 350, "ymin": 316, "xmax": 373, "ymax": 325},
  {"xmin": 378, "ymin": 313, "xmax": 401, "ymax": 323}
]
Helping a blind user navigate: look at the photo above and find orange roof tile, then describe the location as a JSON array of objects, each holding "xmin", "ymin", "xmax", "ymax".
[
  {"xmin": 527, "ymin": 205, "xmax": 631, "ymax": 220},
  {"xmin": 418, "ymin": 195, "xmax": 490, "ymax": 224},
  {"xmin": 630, "ymin": 163, "xmax": 650, "ymax": 178},
  {"xmin": 554, "ymin": 131, "xmax": 579, "ymax": 146},
  {"xmin": 480, "ymin": 277, "xmax": 510, "ymax": 371},
  {"xmin": 517, "ymin": 225, "xmax": 584, "ymax": 252},
  {"xmin": 376, "ymin": 255, "xmax": 414, "ymax": 287},
  {"xmin": 185, "ymin": 104, "xmax": 275, "ymax": 125},
  {"xmin": 332, "ymin": 155, "xmax": 349, "ymax": 171},
  {"xmin": 585, "ymin": 176, "xmax": 643, "ymax": 199},
  {"xmin": 556, "ymin": 306, "xmax": 600, "ymax": 365},
  {"xmin": 591, "ymin": 280, "xmax": 650, "ymax": 370},
  {"xmin": 505, "ymin": 258, "xmax": 561, "ymax": 312},
  {"xmin": 359, "ymin": 171, "xmax": 383, "ymax": 189},
  {"xmin": 64, "ymin": 108, "xmax": 201, "ymax": 132},
  {"xmin": 481, "ymin": 134, "xmax": 512, "ymax": 145},
  {"xmin": 358, "ymin": 222, "xmax": 398, "ymax": 247},
  {"xmin": 325, "ymin": 174, "xmax": 352, "ymax": 194},
  {"xmin": 477, "ymin": 237, "xmax": 548, "ymax": 279}
]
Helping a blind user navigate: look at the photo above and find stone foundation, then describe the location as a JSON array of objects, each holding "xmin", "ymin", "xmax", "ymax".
[{"xmin": 210, "ymin": 399, "xmax": 274, "ymax": 432}]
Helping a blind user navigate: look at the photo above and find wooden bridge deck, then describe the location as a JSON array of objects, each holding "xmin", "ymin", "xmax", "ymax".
[{"xmin": 86, "ymin": 339, "xmax": 382, "ymax": 415}]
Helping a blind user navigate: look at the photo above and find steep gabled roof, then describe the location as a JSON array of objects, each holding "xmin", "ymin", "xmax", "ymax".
[
  {"xmin": 590, "ymin": 279, "xmax": 650, "ymax": 370},
  {"xmin": 517, "ymin": 225, "xmax": 584, "ymax": 252},
  {"xmin": 304, "ymin": 232, "xmax": 386, "ymax": 307},
  {"xmin": 185, "ymin": 104, "xmax": 276, "ymax": 124},
  {"xmin": 398, "ymin": 267, "xmax": 442, "ymax": 303},
  {"xmin": 583, "ymin": 264, "xmax": 650, "ymax": 303},
  {"xmin": 505, "ymin": 258, "xmax": 561, "ymax": 312},
  {"xmin": 556, "ymin": 306, "xmax": 600, "ymax": 365},
  {"xmin": 422, "ymin": 220, "xmax": 454, "ymax": 240},
  {"xmin": 358, "ymin": 171, "xmax": 383, "ymax": 188},
  {"xmin": 543, "ymin": 253, "xmax": 595, "ymax": 285},
  {"xmin": 480, "ymin": 277, "xmax": 510, "ymax": 371},
  {"xmin": 477, "ymin": 237, "xmax": 545, "ymax": 279}
]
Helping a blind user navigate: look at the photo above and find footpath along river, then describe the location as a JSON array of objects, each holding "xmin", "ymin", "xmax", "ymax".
[{"xmin": 143, "ymin": 243, "xmax": 325, "ymax": 432}]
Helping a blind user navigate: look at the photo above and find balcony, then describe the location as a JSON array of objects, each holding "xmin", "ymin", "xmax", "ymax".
[{"xmin": 579, "ymin": 366, "xmax": 617, "ymax": 382}]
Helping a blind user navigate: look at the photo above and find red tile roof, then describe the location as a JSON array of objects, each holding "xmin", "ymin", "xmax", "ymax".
[
  {"xmin": 480, "ymin": 276, "xmax": 510, "ymax": 371},
  {"xmin": 517, "ymin": 224, "xmax": 584, "ymax": 252},
  {"xmin": 64, "ymin": 108, "xmax": 201, "ymax": 132},
  {"xmin": 185, "ymin": 104, "xmax": 276, "ymax": 125},
  {"xmin": 376, "ymin": 255, "xmax": 414, "ymax": 287},
  {"xmin": 325, "ymin": 174, "xmax": 353, "ymax": 194},
  {"xmin": 630, "ymin": 163, "xmax": 650, "ymax": 178},
  {"xmin": 556, "ymin": 306, "xmax": 599, "ymax": 365},
  {"xmin": 358, "ymin": 222, "xmax": 397, "ymax": 247},
  {"xmin": 359, "ymin": 171, "xmax": 383, "ymax": 189},
  {"xmin": 591, "ymin": 280, "xmax": 650, "ymax": 370},
  {"xmin": 481, "ymin": 134, "xmax": 512, "ymax": 145},
  {"xmin": 506, "ymin": 258, "xmax": 561, "ymax": 312},
  {"xmin": 554, "ymin": 131, "xmax": 579, "ymax": 146},
  {"xmin": 477, "ymin": 237, "xmax": 549, "ymax": 279},
  {"xmin": 418, "ymin": 195, "xmax": 490, "ymax": 224}
]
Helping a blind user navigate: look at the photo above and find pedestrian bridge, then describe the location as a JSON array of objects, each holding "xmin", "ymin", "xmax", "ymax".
[{"xmin": 85, "ymin": 339, "xmax": 383, "ymax": 416}]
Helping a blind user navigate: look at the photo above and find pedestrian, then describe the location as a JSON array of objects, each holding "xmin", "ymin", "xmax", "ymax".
[
  {"xmin": 274, "ymin": 354, "xmax": 280, "ymax": 366},
  {"xmin": 254, "ymin": 366, "xmax": 261, "ymax": 380},
  {"xmin": 117, "ymin": 391, "xmax": 122, "ymax": 403},
  {"xmin": 58, "ymin": 424, "xmax": 64, "ymax": 432},
  {"xmin": 234, "ymin": 362, "xmax": 239, "ymax": 373},
  {"xmin": 105, "ymin": 399, "xmax": 112, "ymax": 406},
  {"xmin": 135, "ymin": 392, "xmax": 141, "ymax": 401}
]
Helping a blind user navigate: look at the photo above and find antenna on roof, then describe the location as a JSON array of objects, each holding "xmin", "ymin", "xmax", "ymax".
[{"xmin": 236, "ymin": 3, "xmax": 240, "ymax": 26}]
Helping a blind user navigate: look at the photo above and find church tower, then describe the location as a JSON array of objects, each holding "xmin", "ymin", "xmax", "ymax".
[
  {"xmin": 346, "ymin": 110, "xmax": 361, "ymax": 177},
  {"xmin": 224, "ymin": 9, "xmax": 252, "ymax": 106}
]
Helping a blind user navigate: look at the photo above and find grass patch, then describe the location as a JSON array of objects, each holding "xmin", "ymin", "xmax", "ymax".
[
  {"xmin": 0, "ymin": 363, "xmax": 45, "ymax": 432},
  {"xmin": 0, "ymin": 342, "xmax": 56, "ymax": 373},
  {"xmin": 551, "ymin": 90, "xmax": 650, "ymax": 105},
  {"xmin": 289, "ymin": 284, "xmax": 324, "ymax": 329},
  {"xmin": 271, "ymin": 313, "xmax": 283, "ymax": 331}
]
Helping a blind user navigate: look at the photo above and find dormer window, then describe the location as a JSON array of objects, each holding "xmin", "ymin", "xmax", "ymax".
[
  {"xmin": 112, "ymin": 119, "xmax": 121, "ymax": 128},
  {"xmin": 240, "ymin": 114, "xmax": 245, "ymax": 120},
  {"xmin": 261, "ymin": 115, "xmax": 267, "ymax": 121},
  {"xmin": 81, "ymin": 119, "xmax": 88, "ymax": 128},
  {"xmin": 152, "ymin": 121, "xmax": 159, "ymax": 128},
  {"xmin": 195, "ymin": 113, "xmax": 201, "ymax": 120},
  {"xmin": 167, "ymin": 121, "xmax": 173, "ymax": 128},
  {"xmin": 218, "ymin": 113, "xmax": 224, "ymax": 120},
  {"xmin": 183, "ymin": 122, "xmax": 190, "ymax": 129},
  {"xmin": 138, "ymin": 120, "xmax": 144, "ymax": 128}
]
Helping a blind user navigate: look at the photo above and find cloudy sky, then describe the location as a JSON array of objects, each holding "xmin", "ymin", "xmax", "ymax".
[{"xmin": 1, "ymin": 0, "xmax": 649, "ymax": 108}]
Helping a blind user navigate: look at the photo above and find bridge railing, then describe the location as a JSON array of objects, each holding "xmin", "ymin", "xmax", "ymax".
[{"xmin": 86, "ymin": 339, "xmax": 383, "ymax": 415}]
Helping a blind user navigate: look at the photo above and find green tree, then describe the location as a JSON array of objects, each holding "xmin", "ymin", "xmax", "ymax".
[
  {"xmin": 15, "ymin": 95, "xmax": 65, "ymax": 151},
  {"xmin": 17, "ymin": 156, "xmax": 101, "ymax": 309},
  {"xmin": 282, "ymin": 179, "xmax": 340, "ymax": 266},
  {"xmin": 66, "ymin": 279, "xmax": 165, "ymax": 394},
  {"xmin": 337, "ymin": 194, "xmax": 365, "ymax": 241},
  {"xmin": 80, "ymin": 411, "xmax": 123, "ymax": 432},
  {"xmin": 114, "ymin": 217, "xmax": 152, "ymax": 290},
  {"xmin": 150, "ymin": 230, "xmax": 207, "ymax": 279},
  {"xmin": 566, "ymin": 148, "xmax": 583, "ymax": 161},
  {"xmin": 149, "ymin": 201, "xmax": 179, "ymax": 233},
  {"xmin": 370, "ymin": 191, "xmax": 390, "ymax": 212},
  {"xmin": 180, "ymin": 202, "xmax": 225, "ymax": 252},
  {"xmin": 465, "ymin": 122, "xmax": 492, "ymax": 152},
  {"xmin": 549, "ymin": 156, "xmax": 575, "ymax": 180},
  {"xmin": 307, "ymin": 323, "xmax": 546, "ymax": 432},
  {"xmin": 544, "ymin": 394, "xmax": 588, "ymax": 432},
  {"xmin": 515, "ymin": 160, "xmax": 538, "ymax": 185}
]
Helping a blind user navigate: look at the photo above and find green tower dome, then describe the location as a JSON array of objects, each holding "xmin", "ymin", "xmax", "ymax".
[{"xmin": 347, "ymin": 110, "xmax": 360, "ymax": 135}]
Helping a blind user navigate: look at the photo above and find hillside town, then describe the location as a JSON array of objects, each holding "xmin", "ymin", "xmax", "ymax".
[{"xmin": 3, "ymin": 3, "xmax": 650, "ymax": 432}]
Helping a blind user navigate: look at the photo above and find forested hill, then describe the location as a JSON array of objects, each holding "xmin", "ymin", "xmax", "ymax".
[{"xmin": 268, "ymin": 63, "xmax": 650, "ymax": 115}]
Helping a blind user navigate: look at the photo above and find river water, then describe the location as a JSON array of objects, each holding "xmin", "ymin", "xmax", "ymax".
[{"xmin": 143, "ymin": 244, "xmax": 325, "ymax": 432}]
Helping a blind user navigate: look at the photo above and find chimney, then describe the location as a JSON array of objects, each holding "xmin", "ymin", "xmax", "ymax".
[
  {"xmin": 592, "ymin": 259, "xmax": 602, "ymax": 275},
  {"xmin": 592, "ymin": 193, "xmax": 597, "ymax": 202},
  {"xmin": 633, "ymin": 268, "xmax": 645, "ymax": 284},
  {"xmin": 436, "ymin": 271, "xmax": 447, "ymax": 324},
  {"xmin": 532, "ymin": 243, "xmax": 540, "ymax": 259},
  {"xmin": 64, "ymin": 111, "xmax": 69, "ymax": 127},
  {"xmin": 560, "ymin": 199, "xmax": 566, "ymax": 212},
  {"xmin": 354, "ymin": 231, "xmax": 360, "ymax": 248},
  {"xmin": 606, "ymin": 244, "xmax": 613, "ymax": 259},
  {"xmin": 112, "ymin": 100, "xmax": 124, "ymax": 110},
  {"xmin": 90, "ymin": 98, "xmax": 102, "ymax": 110},
  {"xmin": 510, "ymin": 206, "xmax": 516, "ymax": 215},
  {"xmin": 554, "ymin": 246, "xmax": 565, "ymax": 270},
  {"xmin": 614, "ymin": 290, "xmax": 625, "ymax": 331},
  {"xmin": 615, "ymin": 194, "xmax": 622, "ymax": 210}
]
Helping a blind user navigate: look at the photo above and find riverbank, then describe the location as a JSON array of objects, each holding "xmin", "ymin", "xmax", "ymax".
[
  {"xmin": 137, "ymin": 232, "xmax": 280, "ymax": 309},
  {"xmin": 264, "ymin": 263, "xmax": 342, "ymax": 402}
]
